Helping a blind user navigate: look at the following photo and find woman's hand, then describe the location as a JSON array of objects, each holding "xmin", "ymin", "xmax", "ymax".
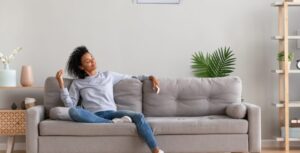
[
  {"xmin": 56, "ymin": 69, "xmax": 65, "ymax": 89},
  {"xmin": 149, "ymin": 76, "xmax": 160, "ymax": 94}
]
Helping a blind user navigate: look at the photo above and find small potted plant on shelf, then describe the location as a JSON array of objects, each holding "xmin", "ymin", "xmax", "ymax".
[{"xmin": 277, "ymin": 51, "xmax": 294, "ymax": 70}]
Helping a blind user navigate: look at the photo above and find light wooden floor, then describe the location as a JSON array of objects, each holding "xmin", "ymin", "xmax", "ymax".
[
  {"xmin": 1, "ymin": 149, "xmax": 300, "ymax": 153},
  {"xmin": 262, "ymin": 148, "xmax": 300, "ymax": 153}
]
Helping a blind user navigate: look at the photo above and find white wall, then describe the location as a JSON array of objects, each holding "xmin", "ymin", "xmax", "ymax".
[{"xmin": 0, "ymin": 0, "xmax": 299, "ymax": 146}]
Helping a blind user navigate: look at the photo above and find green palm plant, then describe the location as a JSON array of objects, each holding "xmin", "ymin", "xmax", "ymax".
[{"xmin": 191, "ymin": 47, "xmax": 236, "ymax": 77}]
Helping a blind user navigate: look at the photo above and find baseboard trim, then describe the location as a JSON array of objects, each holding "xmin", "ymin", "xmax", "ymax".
[{"xmin": 0, "ymin": 142, "xmax": 25, "ymax": 150}]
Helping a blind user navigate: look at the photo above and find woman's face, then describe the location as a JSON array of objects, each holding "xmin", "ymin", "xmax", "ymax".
[{"xmin": 80, "ymin": 52, "xmax": 97, "ymax": 72}]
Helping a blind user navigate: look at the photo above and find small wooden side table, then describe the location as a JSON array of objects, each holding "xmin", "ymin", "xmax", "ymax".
[{"xmin": 0, "ymin": 110, "xmax": 26, "ymax": 153}]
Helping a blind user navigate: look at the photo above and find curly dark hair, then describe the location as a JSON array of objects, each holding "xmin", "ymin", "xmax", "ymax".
[{"xmin": 67, "ymin": 46, "xmax": 89, "ymax": 79}]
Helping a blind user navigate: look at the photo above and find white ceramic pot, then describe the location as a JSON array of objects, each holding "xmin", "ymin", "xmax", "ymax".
[
  {"xmin": 0, "ymin": 69, "xmax": 16, "ymax": 87},
  {"xmin": 279, "ymin": 61, "xmax": 291, "ymax": 70}
]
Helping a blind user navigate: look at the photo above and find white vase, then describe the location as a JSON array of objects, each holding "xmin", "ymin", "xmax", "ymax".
[
  {"xmin": 20, "ymin": 65, "xmax": 34, "ymax": 87},
  {"xmin": 4, "ymin": 63, "xmax": 9, "ymax": 69},
  {"xmin": 0, "ymin": 64, "xmax": 16, "ymax": 87}
]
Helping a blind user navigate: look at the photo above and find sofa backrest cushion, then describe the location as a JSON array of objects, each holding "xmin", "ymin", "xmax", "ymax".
[
  {"xmin": 44, "ymin": 77, "xmax": 143, "ymax": 116},
  {"xmin": 44, "ymin": 77, "xmax": 72, "ymax": 116},
  {"xmin": 113, "ymin": 79, "xmax": 143, "ymax": 112},
  {"xmin": 142, "ymin": 76, "xmax": 242, "ymax": 117}
]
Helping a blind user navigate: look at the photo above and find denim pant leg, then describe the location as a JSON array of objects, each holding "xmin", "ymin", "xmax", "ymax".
[
  {"xmin": 101, "ymin": 110, "xmax": 158, "ymax": 150},
  {"xmin": 68, "ymin": 107, "xmax": 112, "ymax": 123}
]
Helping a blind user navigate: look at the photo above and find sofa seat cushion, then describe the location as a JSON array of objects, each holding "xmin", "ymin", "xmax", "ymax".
[
  {"xmin": 39, "ymin": 120, "xmax": 138, "ymax": 136},
  {"xmin": 146, "ymin": 115, "xmax": 248, "ymax": 135}
]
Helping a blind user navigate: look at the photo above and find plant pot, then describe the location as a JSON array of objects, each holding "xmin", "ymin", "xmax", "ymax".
[
  {"xmin": 25, "ymin": 97, "xmax": 36, "ymax": 109},
  {"xmin": 0, "ymin": 69, "xmax": 16, "ymax": 87},
  {"xmin": 279, "ymin": 61, "xmax": 291, "ymax": 70},
  {"xmin": 20, "ymin": 65, "xmax": 34, "ymax": 87}
]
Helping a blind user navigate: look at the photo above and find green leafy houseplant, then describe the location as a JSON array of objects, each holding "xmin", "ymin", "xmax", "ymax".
[
  {"xmin": 277, "ymin": 51, "xmax": 294, "ymax": 61},
  {"xmin": 277, "ymin": 51, "xmax": 294, "ymax": 70},
  {"xmin": 191, "ymin": 47, "xmax": 236, "ymax": 77}
]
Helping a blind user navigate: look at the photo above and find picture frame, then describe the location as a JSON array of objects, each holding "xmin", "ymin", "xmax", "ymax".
[{"xmin": 136, "ymin": 0, "xmax": 181, "ymax": 4}]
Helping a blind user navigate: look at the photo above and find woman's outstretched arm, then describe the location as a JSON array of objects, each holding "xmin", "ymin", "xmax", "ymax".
[
  {"xmin": 110, "ymin": 71, "xmax": 160, "ymax": 93},
  {"xmin": 56, "ymin": 69, "xmax": 79, "ymax": 107}
]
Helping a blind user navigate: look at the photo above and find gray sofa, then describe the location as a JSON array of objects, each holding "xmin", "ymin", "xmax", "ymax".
[{"xmin": 26, "ymin": 76, "xmax": 261, "ymax": 153}]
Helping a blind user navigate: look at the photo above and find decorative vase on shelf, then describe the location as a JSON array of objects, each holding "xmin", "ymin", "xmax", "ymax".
[
  {"xmin": 279, "ymin": 61, "xmax": 291, "ymax": 70},
  {"xmin": 0, "ymin": 47, "xmax": 22, "ymax": 87},
  {"xmin": 11, "ymin": 102, "xmax": 17, "ymax": 110},
  {"xmin": 20, "ymin": 65, "xmax": 34, "ymax": 87},
  {"xmin": 0, "ymin": 64, "xmax": 17, "ymax": 87}
]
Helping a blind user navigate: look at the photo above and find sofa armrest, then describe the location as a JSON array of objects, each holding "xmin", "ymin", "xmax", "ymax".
[
  {"xmin": 244, "ymin": 102, "xmax": 261, "ymax": 153},
  {"xmin": 26, "ymin": 105, "xmax": 45, "ymax": 153}
]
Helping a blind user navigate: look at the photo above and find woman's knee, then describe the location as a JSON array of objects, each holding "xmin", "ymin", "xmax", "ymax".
[
  {"xmin": 69, "ymin": 107, "xmax": 79, "ymax": 119},
  {"xmin": 50, "ymin": 107, "xmax": 72, "ymax": 121},
  {"xmin": 132, "ymin": 112, "xmax": 145, "ymax": 120}
]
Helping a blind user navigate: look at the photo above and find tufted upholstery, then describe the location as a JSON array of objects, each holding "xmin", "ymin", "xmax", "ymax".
[
  {"xmin": 146, "ymin": 115, "xmax": 248, "ymax": 135},
  {"xmin": 142, "ymin": 76, "xmax": 242, "ymax": 117},
  {"xmin": 113, "ymin": 79, "xmax": 143, "ymax": 112},
  {"xmin": 27, "ymin": 76, "xmax": 261, "ymax": 153}
]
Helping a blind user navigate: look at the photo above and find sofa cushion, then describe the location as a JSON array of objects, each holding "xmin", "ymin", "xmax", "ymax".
[
  {"xmin": 113, "ymin": 79, "xmax": 143, "ymax": 112},
  {"xmin": 226, "ymin": 103, "xmax": 247, "ymax": 119},
  {"xmin": 39, "ymin": 120, "xmax": 138, "ymax": 136},
  {"xmin": 146, "ymin": 115, "xmax": 248, "ymax": 135},
  {"xmin": 143, "ymin": 76, "xmax": 242, "ymax": 117},
  {"xmin": 44, "ymin": 77, "xmax": 143, "ymax": 117},
  {"xmin": 40, "ymin": 116, "xmax": 248, "ymax": 136}
]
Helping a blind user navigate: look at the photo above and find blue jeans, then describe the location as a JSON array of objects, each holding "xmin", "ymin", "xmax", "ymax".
[{"xmin": 69, "ymin": 107, "xmax": 158, "ymax": 150}]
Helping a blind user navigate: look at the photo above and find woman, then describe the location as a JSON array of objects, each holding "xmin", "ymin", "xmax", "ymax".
[{"xmin": 55, "ymin": 46, "xmax": 164, "ymax": 153}]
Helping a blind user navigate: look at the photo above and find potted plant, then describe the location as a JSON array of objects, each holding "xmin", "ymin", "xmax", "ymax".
[
  {"xmin": 277, "ymin": 51, "xmax": 294, "ymax": 70},
  {"xmin": 191, "ymin": 47, "xmax": 236, "ymax": 77}
]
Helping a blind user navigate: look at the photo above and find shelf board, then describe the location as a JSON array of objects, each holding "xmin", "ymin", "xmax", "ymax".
[
  {"xmin": 272, "ymin": 36, "xmax": 300, "ymax": 40},
  {"xmin": 276, "ymin": 137, "xmax": 300, "ymax": 142},
  {"xmin": 272, "ymin": 2, "xmax": 300, "ymax": 6},
  {"xmin": 0, "ymin": 86, "xmax": 43, "ymax": 89},
  {"xmin": 0, "ymin": 109, "xmax": 25, "ymax": 112},
  {"xmin": 272, "ymin": 69, "xmax": 300, "ymax": 73},
  {"xmin": 273, "ymin": 101, "xmax": 300, "ymax": 108}
]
